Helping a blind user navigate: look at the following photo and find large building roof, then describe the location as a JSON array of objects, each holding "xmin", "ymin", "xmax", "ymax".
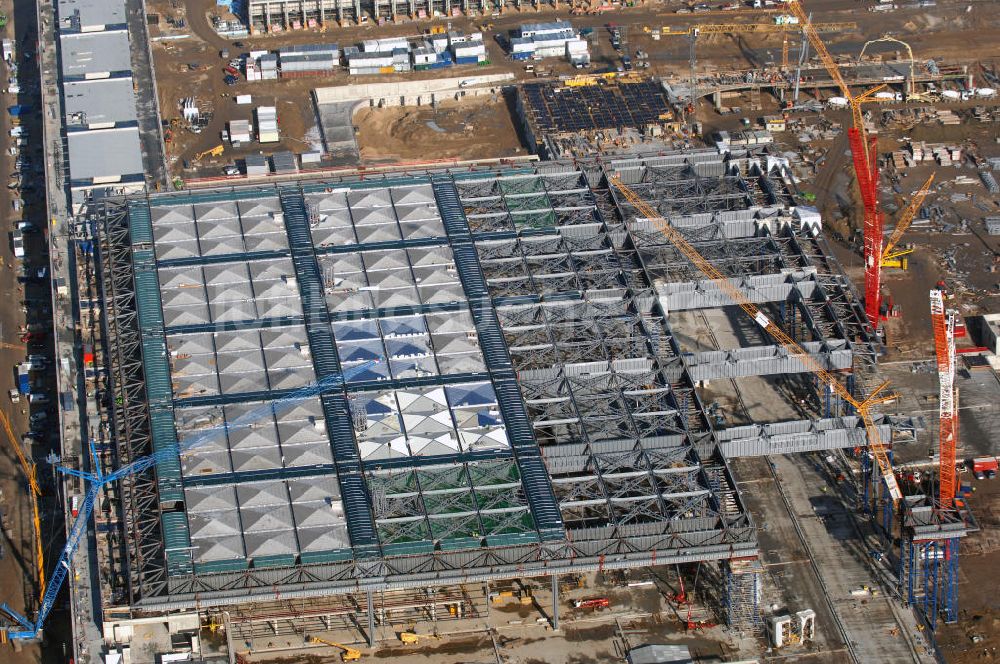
[
  {"xmin": 58, "ymin": 0, "xmax": 127, "ymax": 32},
  {"xmin": 63, "ymin": 77, "xmax": 137, "ymax": 128},
  {"xmin": 59, "ymin": 30, "xmax": 132, "ymax": 79},
  {"xmin": 93, "ymin": 155, "xmax": 897, "ymax": 611},
  {"xmin": 66, "ymin": 127, "xmax": 144, "ymax": 183}
]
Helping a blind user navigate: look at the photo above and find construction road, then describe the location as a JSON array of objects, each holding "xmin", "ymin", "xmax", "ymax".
[{"xmin": 735, "ymin": 452, "xmax": 937, "ymax": 664}]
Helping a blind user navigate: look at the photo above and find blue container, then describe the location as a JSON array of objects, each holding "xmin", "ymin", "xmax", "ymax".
[
  {"xmin": 511, "ymin": 51, "xmax": 533, "ymax": 61},
  {"xmin": 455, "ymin": 56, "xmax": 480, "ymax": 65}
]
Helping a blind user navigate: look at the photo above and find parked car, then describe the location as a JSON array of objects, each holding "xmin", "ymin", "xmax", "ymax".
[
  {"xmin": 28, "ymin": 393, "xmax": 49, "ymax": 405},
  {"xmin": 12, "ymin": 229, "xmax": 24, "ymax": 258},
  {"xmin": 29, "ymin": 411, "xmax": 47, "ymax": 426},
  {"xmin": 8, "ymin": 389, "xmax": 19, "ymax": 403}
]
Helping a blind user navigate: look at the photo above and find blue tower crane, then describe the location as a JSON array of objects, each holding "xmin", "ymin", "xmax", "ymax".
[{"xmin": 1, "ymin": 360, "xmax": 375, "ymax": 641}]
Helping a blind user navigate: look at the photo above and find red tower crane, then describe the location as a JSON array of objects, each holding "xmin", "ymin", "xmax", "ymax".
[
  {"xmin": 785, "ymin": 1, "xmax": 887, "ymax": 329},
  {"xmin": 930, "ymin": 289, "xmax": 957, "ymax": 506}
]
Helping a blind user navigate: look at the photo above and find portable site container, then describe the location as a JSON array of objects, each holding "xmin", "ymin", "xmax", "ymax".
[
  {"xmin": 348, "ymin": 53, "xmax": 395, "ymax": 68},
  {"xmin": 363, "ymin": 37, "xmax": 409, "ymax": 53},
  {"xmin": 228, "ymin": 119, "xmax": 252, "ymax": 144},
  {"xmin": 518, "ymin": 20, "xmax": 573, "ymax": 39},
  {"xmin": 453, "ymin": 40, "xmax": 486, "ymax": 57},
  {"xmin": 429, "ymin": 34, "xmax": 450, "ymax": 53},
  {"xmin": 245, "ymin": 154, "xmax": 268, "ymax": 176},
  {"xmin": 256, "ymin": 106, "xmax": 279, "ymax": 143},
  {"xmin": 412, "ymin": 47, "xmax": 437, "ymax": 65}
]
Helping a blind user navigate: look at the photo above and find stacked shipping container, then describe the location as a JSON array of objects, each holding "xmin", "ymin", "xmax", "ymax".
[{"xmin": 278, "ymin": 43, "xmax": 339, "ymax": 78}]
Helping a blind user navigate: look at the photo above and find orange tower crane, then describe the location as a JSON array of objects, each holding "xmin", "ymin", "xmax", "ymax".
[
  {"xmin": 930, "ymin": 289, "xmax": 957, "ymax": 506},
  {"xmin": 785, "ymin": 0, "xmax": 888, "ymax": 330},
  {"xmin": 609, "ymin": 175, "xmax": 902, "ymax": 502}
]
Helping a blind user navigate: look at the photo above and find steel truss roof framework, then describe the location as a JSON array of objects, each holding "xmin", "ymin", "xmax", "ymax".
[{"xmin": 87, "ymin": 153, "xmax": 914, "ymax": 614}]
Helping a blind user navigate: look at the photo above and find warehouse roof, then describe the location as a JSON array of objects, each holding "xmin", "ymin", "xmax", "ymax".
[
  {"xmin": 59, "ymin": 30, "xmax": 132, "ymax": 79},
  {"xmin": 66, "ymin": 127, "xmax": 143, "ymax": 182},
  {"xmin": 58, "ymin": 0, "xmax": 127, "ymax": 31},
  {"xmin": 63, "ymin": 77, "xmax": 137, "ymax": 128}
]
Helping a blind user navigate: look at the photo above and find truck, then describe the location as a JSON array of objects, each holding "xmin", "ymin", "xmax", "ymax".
[
  {"xmin": 971, "ymin": 457, "xmax": 998, "ymax": 480},
  {"xmin": 17, "ymin": 363, "xmax": 30, "ymax": 394}
]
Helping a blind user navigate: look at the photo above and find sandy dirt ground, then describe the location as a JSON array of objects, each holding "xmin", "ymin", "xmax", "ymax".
[
  {"xmin": 355, "ymin": 95, "xmax": 527, "ymax": 163},
  {"xmin": 146, "ymin": 0, "xmax": 1000, "ymax": 174}
]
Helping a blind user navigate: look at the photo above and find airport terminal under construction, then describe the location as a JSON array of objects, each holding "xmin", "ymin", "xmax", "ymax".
[
  {"xmin": 6, "ymin": 0, "xmax": 999, "ymax": 657},
  {"xmin": 77, "ymin": 149, "xmax": 972, "ymax": 657}
]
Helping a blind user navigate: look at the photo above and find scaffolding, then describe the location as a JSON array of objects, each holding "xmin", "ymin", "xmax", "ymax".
[
  {"xmin": 725, "ymin": 557, "xmax": 763, "ymax": 632},
  {"xmin": 897, "ymin": 503, "xmax": 967, "ymax": 629}
]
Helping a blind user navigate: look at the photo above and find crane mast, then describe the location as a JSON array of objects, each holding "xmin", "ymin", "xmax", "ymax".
[
  {"xmin": 930, "ymin": 290, "xmax": 957, "ymax": 506},
  {"xmin": 785, "ymin": 0, "xmax": 889, "ymax": 329},
  {"xmin": 608, "ymin": 175, "xmax": 902, "ymax": 502}
]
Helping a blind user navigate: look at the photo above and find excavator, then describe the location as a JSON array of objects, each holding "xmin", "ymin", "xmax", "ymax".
[{"xmin": 305, "ymin": 634, "xmax": 362, "ymax": 661}]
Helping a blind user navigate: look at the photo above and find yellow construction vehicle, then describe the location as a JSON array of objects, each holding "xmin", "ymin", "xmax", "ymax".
[
  {"xmin": 398, "ymin": 629, "xmax": 440, "ymax": 644},
  {"xmin": 305, "ymin": 635, "xmax": 362, "ymax": 661},
  {"xmin": 489, "ymin": 583, "xmax": 533, "ymax": 605},
  {"xmin": 194, "ymin": 145, "xmax": 225, "ymax": 161},
  {"xmin": 881, "ymin": 173, "xmax": 935, "ymax": 270},
  {"xmin": 564, "ymin": 71, "xmax": 618, "ymax": 87}
]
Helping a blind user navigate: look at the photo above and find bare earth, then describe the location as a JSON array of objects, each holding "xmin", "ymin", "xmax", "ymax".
[{"xmin": 354, "ymin": 96, "xmax": 527, "ymax": 165}]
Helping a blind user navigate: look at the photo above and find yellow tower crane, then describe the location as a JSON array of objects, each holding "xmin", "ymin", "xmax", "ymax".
[{"xmin": 608, "ymin": 175, "xmax": 902, "ymax": 502}]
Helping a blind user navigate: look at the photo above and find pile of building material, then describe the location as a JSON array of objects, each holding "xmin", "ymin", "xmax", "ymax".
[
  {"xmin": 985, "ymin": 216, "xmax": 1000, "ymax": 235},
  {"xmin": 973, "ymin": 106, "xmax": 1000, "ymax": 123},
  {"xmin": 979, "ymin": 169, "xmax": 999, "ymax": 193},
  {"xmin": 937, "ymin": 108, "xmax": 962, "ymax": 125},
  {"xmin": 909, "ymin": 142, "xmax": 963, "ymax": 166}
]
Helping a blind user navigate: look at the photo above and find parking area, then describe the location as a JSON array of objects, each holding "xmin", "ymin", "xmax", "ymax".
[{"xmin": 0, "ymin": 0, "xmax": 63, "ymax": 659}]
